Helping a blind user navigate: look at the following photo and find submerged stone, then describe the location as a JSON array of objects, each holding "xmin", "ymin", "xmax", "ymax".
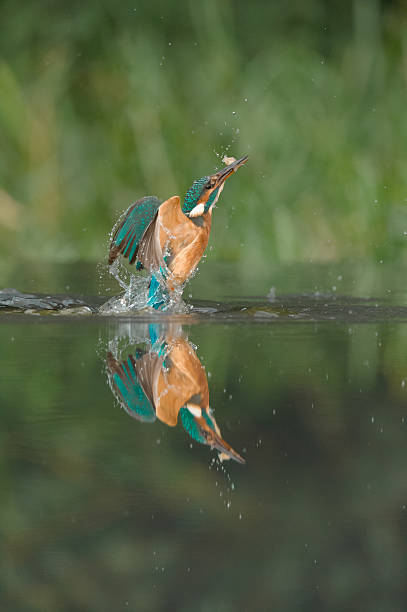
[{"xmin": 0, "ymin": 288, "xmax": 94, "ymax": 314}]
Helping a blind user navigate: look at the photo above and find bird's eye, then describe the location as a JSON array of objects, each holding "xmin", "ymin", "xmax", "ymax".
[{"xmin": 206, "ymin": 178, "xmax": 216, "ymax": 189}]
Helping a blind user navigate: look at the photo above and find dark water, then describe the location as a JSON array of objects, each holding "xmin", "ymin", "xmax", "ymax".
[{"xmin": 1, "ymin": 262, "xmax": 407, "ymax": 611}]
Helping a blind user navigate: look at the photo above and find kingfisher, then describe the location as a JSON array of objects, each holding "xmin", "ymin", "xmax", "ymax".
[
  {"xmin": 108, "ymin": 155, "xmax": 248, "ymax": 309},
  {"xmin": 106, "ymin": 324, "xmax": 245, "ymax": 463}
]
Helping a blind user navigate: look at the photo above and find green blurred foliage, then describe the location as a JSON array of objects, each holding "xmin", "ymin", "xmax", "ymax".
[{"xmin": 0, "ymin": 0, "xmax": 406, "ymax": 267}]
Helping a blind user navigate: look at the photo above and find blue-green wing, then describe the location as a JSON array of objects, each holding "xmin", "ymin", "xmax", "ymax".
[
  {"xmin": 108, "ymin": 196, "xmax": 162, "ymax": 266},
  {"xmin": 106, "ymin": 352, "xmax": 156, "ymax": 422}
]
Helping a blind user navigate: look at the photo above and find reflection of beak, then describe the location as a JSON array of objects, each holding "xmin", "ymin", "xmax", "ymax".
[
  {"xmin": 213, "ymin": 155, "xmax": 248, "ymax": 186},
  {"xmin": 210, "ymin": 430, "xmax": 246, "ymax": 464},
  {"xmin": 187, "ymin": 403, "xmax": 246, "ymax": 464}
]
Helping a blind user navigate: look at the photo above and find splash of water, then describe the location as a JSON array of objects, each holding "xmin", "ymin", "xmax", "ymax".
[{"xmin": 99, "ymin": 260, "xmax": 188, "ymax": 315}]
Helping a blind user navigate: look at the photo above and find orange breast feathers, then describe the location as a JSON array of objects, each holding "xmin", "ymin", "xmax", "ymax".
[
  {"xmin": 157, "ymin": 196, "xmax": 212, "ymax": 286},
  {"xmin": 154, "ymin": 338, "xmax": 209, "ymax": 426}
]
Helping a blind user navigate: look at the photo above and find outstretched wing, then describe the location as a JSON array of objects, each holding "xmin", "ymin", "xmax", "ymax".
[
  {"xmin": 106, "ymin": 352, "xmax": 156, "ymax": 422},
  {"xmin": 108, "ymin": 196, "xmax": 162, "ymax": 266},
  {"xmin": 137, "ymin": 196, "xmax": 182, "ymax": 275}
]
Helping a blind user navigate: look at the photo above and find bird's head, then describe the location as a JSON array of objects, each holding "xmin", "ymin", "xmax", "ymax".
[
  {"xmin": 182, "ymin": 155, "xmax": 248, "ymax": 219},
  {"xmin": 179, "ymin": 400, "xmax": 245, "ymax": 464}
]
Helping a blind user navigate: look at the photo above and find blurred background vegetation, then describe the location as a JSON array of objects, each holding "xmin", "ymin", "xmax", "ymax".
[{"xmin": 0, "ymin": 0, "xmax": 406, "ymax": 272}]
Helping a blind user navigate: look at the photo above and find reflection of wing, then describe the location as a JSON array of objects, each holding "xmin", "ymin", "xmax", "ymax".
[
  {"xmin": 106, "ymin": 352, "xmax": 156, "ymax": 422},
  {"xmin": 134, "ymin": 353, "xmax": 163, "ymax": 408},
  {"xmin": 108, "ymin": 196, "xmax": 162, "ymax": 266}
]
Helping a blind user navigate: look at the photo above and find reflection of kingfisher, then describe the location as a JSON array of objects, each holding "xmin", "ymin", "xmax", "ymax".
[
  {"xmin": 108, "ymin": 156, "xmax": 248, "ymax": 309},
  {"xmin": 106, "ymin": 325, "xmax": 245, "ymax": 463}
]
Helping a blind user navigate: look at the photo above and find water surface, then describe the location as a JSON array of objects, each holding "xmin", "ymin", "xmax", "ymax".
[{"xmin": 1, "ymin": 262, "xmax": 407, "ymax": 611}]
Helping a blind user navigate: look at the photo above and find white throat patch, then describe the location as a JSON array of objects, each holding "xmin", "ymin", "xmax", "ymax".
[
  {"xmin": 189, "ymin": 203, "xmax": 205, "ymax": 218},
  {"xmin": 209, "ymin": 183, "xmax": 224, "ymax": 212}
]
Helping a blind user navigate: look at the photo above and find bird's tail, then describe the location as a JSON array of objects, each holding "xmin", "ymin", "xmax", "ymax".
[{"xmin": 147, "ymin": 273, "xmax": 168, "ymax": 310}]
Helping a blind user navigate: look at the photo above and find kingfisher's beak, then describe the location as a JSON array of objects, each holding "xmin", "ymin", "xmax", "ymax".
[{"xmin": 213, "ymin": 155, "xmax": 248, "ymax": 187}]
